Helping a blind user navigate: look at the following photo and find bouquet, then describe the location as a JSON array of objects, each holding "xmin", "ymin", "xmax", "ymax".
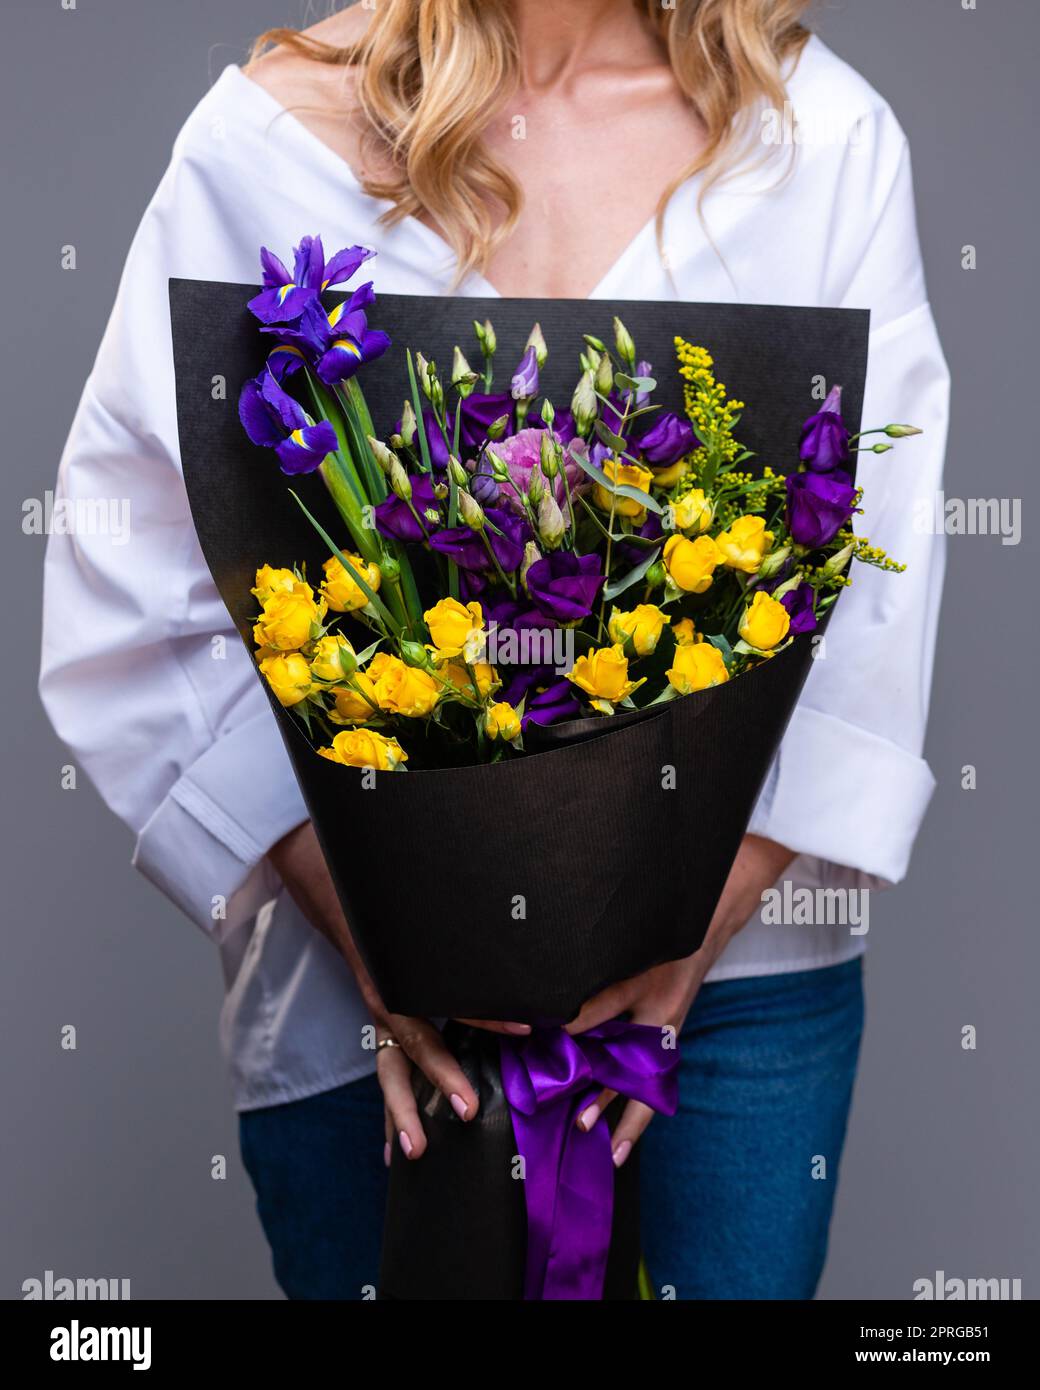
[{"xmin": 170, "ymin": 240, "xmax": 918, "ymax": 1299}]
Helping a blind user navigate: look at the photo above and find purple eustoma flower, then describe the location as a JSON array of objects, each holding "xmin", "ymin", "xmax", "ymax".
[
  {"xmin": 799, "ymin": 385, "xmax": 850, "ymax": 473},
  {"xmin": 429, "ymin": 508, "xmax": 530, "ymax": 573},
  {"xmin": 248, "ymin": 236, "xmax": 374, "ymax": 324},
  {"xmin": 526, "ymin": 551, "xmax": 605, "ymax": 623},
  {"xmin": 238, "ymin": 369, "xmax": 339, "ymax": 476},
  {"xmin": 778, "ymin": 581, "xmax": 818, "ymax": 635},
  {"xmin": 511, "ymin": 345, "xmax": 539, "ymax": 400},
  {"xmin": 785, "ymin": 469, "xmax": 857, "ymax": 548},
  {"xmin": 500, "ymin": 667, "xmax": 581, "ymax": 729},
  {"xmin": 457, "ymin": 392, "xmax": 515, "ymax": 449},
  {"xmin": 374, "ymin": 474, "xmax": 442, "ymax": 543},
  {"xmin": 637, "ymin": 411, "xmax": 695, "ymax": 468}
]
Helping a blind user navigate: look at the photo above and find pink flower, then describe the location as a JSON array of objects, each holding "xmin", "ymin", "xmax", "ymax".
[{"xmin": 492, "ymin": 428, "xmax": 586, "ymax": 520}]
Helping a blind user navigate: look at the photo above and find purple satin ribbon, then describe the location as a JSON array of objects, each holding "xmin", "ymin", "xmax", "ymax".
[{"xmin": 499, "ymin": 1020, "xmax": 679, "ymax": 1301}]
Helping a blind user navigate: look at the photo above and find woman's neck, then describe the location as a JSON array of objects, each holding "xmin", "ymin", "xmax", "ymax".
[{"xmin": 512, "ymin": 0, "xmax": 660, "ymax": 90}]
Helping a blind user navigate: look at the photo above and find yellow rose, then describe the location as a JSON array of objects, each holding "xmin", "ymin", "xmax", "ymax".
[
  {"xmin": 322, "ymin": 554, "xmax": 382, "ymax": 613},
  {"xmin": 253, "ymin": 586, "xmax": 325, "ymax": 651},
  {"xmin": 424, "ymin": 597, "xmax": 484, "ymax": 659},
  {"xmin": 309, "ymin": 634, "xmax": 357, "ymax": 682},
  {"xmin": 367, "ymin": 652, "xmax": 440, "ymax": 718},
  {"xmin": 566, "ymin": 644, "xmax": 646, "ymax": 712},
  {"xmin": 318, "ymin": 728, "xmax": 408, "ymax": 771},
  {"xmin": 485, "ymin": 701, "xmax": 522, "ymax": 742},
  {"xmin": 715, "ymin": 515, "xmax": 774, "ymax": 574},
  {"xmin": 439, "ymin": 661, "xmax": 500, "ymax": 699},
  {"xmin": 330, "ymin": 673, "xmax": 378, "ymax": 724},
  {"xmin": 666, "ymin": 642, "xmax": 729, "ymax": 694},
  {"xmin": 738, "ymin": 591, "xmax": 791, "ymax": 650},
  {"xmin": 592, "ymin": 457, "xmax": 655, "ymax": 520},
  {"xmin": 650, "ymin": 458, "xmax": 689, "ymax": 489},
  {"xmin": 251, "ymin": 564, "xmax": 298, "ymax": 603},
  {"xmin": 259, "ymin": 652, "xmax": 314, "ymax": 707},
  {"xmin": 663, "ymin": 534, "xmax": 721, "ymax": 594},
  {"xmin": 669, "ymin": 488, "xmax": 713, "ymax": 535},
  {"xmin": 672, "ymin": 617, "xmax": 698, "ymax": 645},
  {"xmin": 608, "ymin": 603, "xmax": 669, "ymax": 657}
]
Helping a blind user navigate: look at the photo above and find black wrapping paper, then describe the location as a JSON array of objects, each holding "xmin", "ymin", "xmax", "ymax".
[
  {"xmin": 378, "ymin": 1024, "xmax": 641, "ymax": 1301},
  {"xmin": 170, "ymin": 281, "xmax": 869, "ymax": 1022}
]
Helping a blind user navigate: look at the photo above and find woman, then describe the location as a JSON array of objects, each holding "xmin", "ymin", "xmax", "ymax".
[{"xmin": 40, "ymin": 0, "xmax": 948, "ymax": 1299}]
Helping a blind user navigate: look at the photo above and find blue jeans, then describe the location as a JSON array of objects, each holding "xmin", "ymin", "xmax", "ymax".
[{"xmin": 239, "ymin": 958, "xmax": 864, "ymax": 1299}]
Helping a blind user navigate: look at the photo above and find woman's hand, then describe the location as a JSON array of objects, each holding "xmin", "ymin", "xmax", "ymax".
[
  {"xmin": 565, "ymin": 833, "xmax": 796, "ymax": 1166},
  {"xmin": 269, "ymin": 821, "xmax": 529, "ymax": 1161}
]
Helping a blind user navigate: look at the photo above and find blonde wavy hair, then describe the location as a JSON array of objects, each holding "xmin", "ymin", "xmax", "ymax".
[{"xmin": 254, "ymin": 0, "xmax": 813, "ymax": 283}]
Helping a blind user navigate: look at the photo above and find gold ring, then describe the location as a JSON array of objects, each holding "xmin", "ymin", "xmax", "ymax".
[{"xmin": 376, "ymin": 1037, "xmax": 402, "ymax": 1051}]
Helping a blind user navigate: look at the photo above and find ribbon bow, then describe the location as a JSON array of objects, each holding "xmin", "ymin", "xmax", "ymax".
[{"xmin": 499, "ymin": 1020, "xmax": 679, "ymax": 1300}]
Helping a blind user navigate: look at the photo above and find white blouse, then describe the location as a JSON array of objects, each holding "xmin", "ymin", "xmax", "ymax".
[{"xmin": 40, "ymin": 36, "xmax": 949, "ymax": 1111}]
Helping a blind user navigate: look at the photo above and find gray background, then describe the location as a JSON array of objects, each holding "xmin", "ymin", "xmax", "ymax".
[{"xmin": 3, "ymin": 0, "xmax": 1035, "ymax": 1300}]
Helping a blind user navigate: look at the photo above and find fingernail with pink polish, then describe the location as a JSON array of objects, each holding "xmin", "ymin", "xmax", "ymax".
[
  {"xmin": 579, "ymin": 1104, "xmax": 601, "ymax": 1132},
  {"xmin": 399, "ymin": 1130, "xmax": 413, "ymax": 1158},
  {"xmin": 383, "ymin": 1141, "xmax": 391, "ymax": 1168},
  {"xmin": 504, "ymin": 1023, "xmax": 532, "ymax": 1035},
  {"xmin": 450, "ymin": 1093, "xmax": 470, "ymax": 1121},
  {"xmin": 612, "ymin": 1140, "xmax": 632, "ymax": 1168}
]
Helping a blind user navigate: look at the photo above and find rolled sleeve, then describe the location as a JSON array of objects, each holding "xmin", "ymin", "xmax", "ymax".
[
  {"xmin": 751, "ymin": 705, "xmax": 936, "ymax": 885},
  {"xmin": 132, "ymin": 710, "xmax": 308, "ymax": 939}
]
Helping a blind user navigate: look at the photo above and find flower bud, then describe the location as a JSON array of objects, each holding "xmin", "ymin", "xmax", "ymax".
[
  {"xmin": 520, "ymin": 541, "xmax": 542, "ymax": 590},
  {"xmin": 400, "ymin": 639, "xmax": 432, "ymax": 669},
  {"xmin": 613, "ymin": 316, "xmax": 636, "ymax": 367},
  {"xmin": 389, "ymin": 433, "xmax": 405, "ymax": 450},
  {"xmin": 537, "ymin": 493, "xmax": 565, "ymax": 549},
  {"xmin": 368, "ymin": 436, "xmax": 397, "ymax": 475},
  {"xmin": 400, "ymin": 398, "xmax": 417, "ymax": 446},
  {"xmin": 869, "ymin": 442, "xmax": 893, "ymax": 454},
  {"xmin": 526, "ymin": 321, "xmax": 548, "ymax": 368},
  {"xmin": 389, "ymin": 460, "xmax": 412, "ymax": 501},
  {"xmin": 527, "ymin": 463, "xmax": 545, "ymax": 506},
  {"xmin": 487, "ymin": 414, "xmax": 510, "ymax": 441},
  {"xmin": 757, "ymin": 544, "xmax": 792, "ymax": 581},
  {"xmin": 820, "ymin": 542, "xmax": 855, "ymax": 579},
  {"xmin": 571, "ymin": 369, "xmax": 598, "ymax": 435},
  {"xmin": 540, "ymin": 398, "xmax": 555, "ymax": 427},
  {"xmin": 540, "ymin": 430, "xmax": 559, "ymax": 478},
  {"xmin": 415, "ymin": 352, "xmax": 432, "ymax": 396},
  {"xmin": 594, "ymin": 352, "xmax": 614, "ymax": 397},
  {"xmin": 644, "ymin": 560, "xmax": 666, "ymax": 590},
  {"xmin": 583, "ymin": 334, "xmax": 607, "ymax": 354},
  {"xmin": 378, "ymin": 554, "xmax": 401, "ymax": 585},
  {"xmin": 458, "ymin": 490, "xmax": 485, "ymax": 531},
  {"xmin": 448, "ymin": 455, "xmax": 468, "ymax": 488},
  {"xmin": 433, "ymin": 481, "xmax": 449, "ymax": 501},
  {"xmin": 474, "ymin": 318, "xmax": 497, "ymax": 357},
  {"xmin": 884, "ymin": 423, "xmax": 922, "ymax": 438},
  {"xmin": 486, "ymin": 448, "xmax": 510, "ymax": 482},
  {"xmin": 452, "ymin": 345, "xmax": 479, "ymax": 397}
]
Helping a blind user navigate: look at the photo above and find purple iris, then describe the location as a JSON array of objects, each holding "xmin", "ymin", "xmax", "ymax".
[
  {"xmin": 637, "ymin": 411, "xmax": 695, "ymax": 468},
  {"xmin": 799, "ymin": 386, "xmax": 850, "ymax": 473},
  {"xmin": 264, "ymin": 292, "xmax": 390, "ymax": 386},
  {"xmin": 511, "ymin": 346, "xmax": 539, "ymax": 400},
  {"xmin": 374, "ymin": 474, "xmax": 442, "ymax": 543},
  {"xmin": 238, "ymin": 368, "xmax": 338, "ymax": 476},
  {"xmin": 429, "ymin": 507, "xmax": 529, "ymax": 573},
  {"xmin": 248, "ymin": 236, "xmax": 374, "ymax": 324},
  {"xmin": 785, "ymin": 469, "xmax": 857, "ymax": 548},
  {"xmin": 778, "ymin": 581, "xmax": 818, "ymax": 635},
  {"xmin": 526, "ymin": 551, "xmax": 605, "ymax": 623}
]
